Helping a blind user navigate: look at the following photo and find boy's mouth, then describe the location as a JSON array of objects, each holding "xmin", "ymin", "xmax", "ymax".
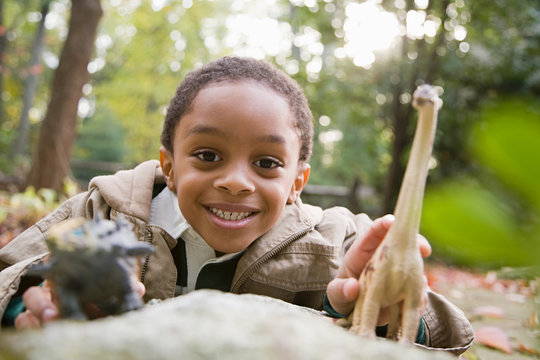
[{"xmin": 209, "ymin": 207, "xmax": 253, "ymax": 221}]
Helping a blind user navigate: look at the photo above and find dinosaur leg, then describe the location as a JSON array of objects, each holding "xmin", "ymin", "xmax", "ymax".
[
  {"xmin": 386, "ymin": 302, "xmax": 401, "ymax": 340},
  {"xmin": 351, "ymin": 280, "xmax": 383, "ymax": 338},
  {"xmin": 398, "ymin": 282, "xmax": 423, "ymax": 344},
  {"xmin": 348, "ymin": 288, "xmax": 365, "ymax": 333},
  {"xmin": 56, "ymin": 289, "xmax": 86, "ymax": 320},
  {"xmin": 119, "ymin": 290, "xmax": 144, "ymax": 313},
  {"xmin": 335, "ymin": 316, "xmax": 352, "ymax": 328}
]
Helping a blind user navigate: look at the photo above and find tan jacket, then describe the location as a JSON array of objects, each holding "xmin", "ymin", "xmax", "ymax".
[{"xmin": 0, "ymin": 160, "xmax": 473, "ymax": 354}]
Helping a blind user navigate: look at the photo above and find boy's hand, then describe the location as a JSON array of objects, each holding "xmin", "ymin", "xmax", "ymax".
[
  {"xmin": 326, "ymin": 214, "xmax": 432, "ymax": 320},
  {"xmin": 15, "ymin": 278, "xmax": 146, "ymax": 330},
  {"xmin": 15, "ymin": 280, "xmax": 58, "ymax": 330}
]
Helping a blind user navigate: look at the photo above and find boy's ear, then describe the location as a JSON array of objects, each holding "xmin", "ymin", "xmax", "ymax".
[
  {"xmin": 287, "ymin": 163, "xmax": 311, "ymax": 204},
  {"xmin": 159, "ymin": 146, "xmax": 176, "ymax": 192}
]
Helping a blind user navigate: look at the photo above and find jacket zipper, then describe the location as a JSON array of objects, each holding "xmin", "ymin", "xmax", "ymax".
[
  {"xmin": 139, "ymin": 227, "xmax": 153, "ymax": 283},
  {"xmin": 230, "ymin": 228, "xmax": 311, "ymax": 293}
]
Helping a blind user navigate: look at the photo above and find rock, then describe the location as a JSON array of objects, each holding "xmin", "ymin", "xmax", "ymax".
[{"xmin": 0, "ymin": 290, "xmax": 452, "ymax": 360}]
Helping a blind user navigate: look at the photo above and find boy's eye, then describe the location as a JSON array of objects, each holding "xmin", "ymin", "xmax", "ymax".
[
  {"xmin": 254, "ymin": 158, "xmax": 282, "ymax": 169},
  {"xmin": 195, "ymin": 151, "xmax": 221, "ymax": 162}
]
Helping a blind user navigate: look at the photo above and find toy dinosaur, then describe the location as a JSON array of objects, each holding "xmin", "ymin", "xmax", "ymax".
[
  {"xmin": 344, "ymin": 84, "xmax": 442, "ymax": 343},
  {"xmin": 29, "ymin": 215, "xmax": 154, "ymax": 320}
]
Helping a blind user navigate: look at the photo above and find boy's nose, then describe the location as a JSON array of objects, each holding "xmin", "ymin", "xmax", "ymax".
[{"xmin": 214, "ymin": 164, "xmax": 255, "ymax": 195}]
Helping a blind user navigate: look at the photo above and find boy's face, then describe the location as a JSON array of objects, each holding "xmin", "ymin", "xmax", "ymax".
[{"xmin": 160, "ymin": 81, "xmax": 310, "ymax": 253}]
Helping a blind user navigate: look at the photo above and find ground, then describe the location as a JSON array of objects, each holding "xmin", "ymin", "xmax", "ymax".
[{"xmin": 426, "ymin": 263, "xmax": 539, "ymax": 359}]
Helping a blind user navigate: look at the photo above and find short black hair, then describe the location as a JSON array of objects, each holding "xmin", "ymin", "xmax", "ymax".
[{"xmin": 161, "ymin": 56, "xmax": 313, "ymax": 162}]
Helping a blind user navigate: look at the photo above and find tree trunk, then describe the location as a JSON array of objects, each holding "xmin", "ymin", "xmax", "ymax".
[
  {"xmin": 426, "ymin": 0, "xmax": 450, "ymax": 83},
  {"xmin": 381, "ymin": 83, "xmax": 411, "ymax": 214},
  {"xmin": 381, "ymin": 0, "xmax": 448, "ymax": 214},
  {"xmin": 11, "ymin": 0, "xmax": 49, "ymax": 158},
  {"xmin": 348, "ymin": 177, "xmax": 362, "ymax": 214},
  {"xmin": 381, "ymin": 27, "xmax": 412, "ymax": 215},
  {"xmin": 0, "ymin": 0, "xmax": 6, "ymax": 127},
  {"xmin": 27, "ymin": 0, "xmax": 102, "ymax": 192}
]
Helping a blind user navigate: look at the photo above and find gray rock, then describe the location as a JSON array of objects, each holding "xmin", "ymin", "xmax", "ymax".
[{"xmin": 0, "ymin": 290, "xmax": 452, "ymax": 360}]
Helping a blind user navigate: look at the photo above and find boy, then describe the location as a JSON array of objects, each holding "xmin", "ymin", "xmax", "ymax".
[{"xmin": 0, "ymin": 57, "xmax": 473, "ymax": 354}]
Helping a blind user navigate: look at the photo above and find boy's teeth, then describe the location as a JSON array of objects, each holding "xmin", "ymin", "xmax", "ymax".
[{"xmin": 209, "ymin": 207, "xmax": 252, "ymax": 221}]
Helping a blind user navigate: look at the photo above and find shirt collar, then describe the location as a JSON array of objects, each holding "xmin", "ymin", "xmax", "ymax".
[{"xmin": 148, "ymin": 187, "xmax": 202, "ymax": 243}]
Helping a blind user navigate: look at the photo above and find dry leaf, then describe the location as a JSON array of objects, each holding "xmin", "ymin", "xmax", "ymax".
[
  {"xmin": 473, "ymin": 305, "xmax": 504, "ymax": 319},
  {"xmin": 475, "ymin": 326, "xmax": 513, "ymax": 354},
  {"xmin": 516, "ymin": 343, "xmax": 539, "ymax": 356},
  {"xmin": 526, "ymin": 312, "xmax": 539, "ymax": 329}
]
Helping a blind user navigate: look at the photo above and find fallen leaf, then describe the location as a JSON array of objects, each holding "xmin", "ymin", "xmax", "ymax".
[
  {"xmin": 505, "ymin": 293, "xmax": 527, "ymax": 303},
  {"xmin": 525, "ymin": 312, "xmax": 539, "ymax": 329},
  {"xmin": 516, "ymin": 343, "xmax": 539, "ymax": 356},
  {"xmin": 475, "ymin": 326, "xmax": 513, "ymax": 354},
  {"xmin": 473, "ymin": 305, "xmax": 504, "ymax": 319},
  {"xmin": 426, "ymin": 272, "xmax": 438, "ymax": 288},
  {"xmin": 484, "ymin": 271, "xmax": 498, "ymax": 286}
]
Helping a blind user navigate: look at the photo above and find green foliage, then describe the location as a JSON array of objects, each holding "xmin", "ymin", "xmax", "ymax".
[
  {"xmin": 472, "ymin": 98, "xmax": 540, "ymax": 209},
  {"xmin": 2, "ymin": 0, "xmax": 539, "ymax": 231},
  {"xmin": 73, "ymin": 106, "xmax": 126, "ymax": 161},
  {"xmin": 72, "ymin": 105, "xmax": 127, "ymax": 181},
  {"xmin": 92, "ymin": 0, "xmax": 220, "ymax": 163},
  {"xmin": 0, "ymin": 127, "xmax": 15, "ymax": 171},
  {"xmin": 422, "ymin": 97, "xmax": 540, "ymax": 268},
  {"xmin": 0, "ymin": 0, "xmax": 63, "ymax": 160},
  {"xmin": 1, "ymin": 186, "xmax": 59, "ymax": 225}
]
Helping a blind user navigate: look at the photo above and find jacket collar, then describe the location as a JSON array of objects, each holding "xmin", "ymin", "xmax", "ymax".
[{"xmin": 89, "ymin": 160, "xmax": 164, "ymax": 222}]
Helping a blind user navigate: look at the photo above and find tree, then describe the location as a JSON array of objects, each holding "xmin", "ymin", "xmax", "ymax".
[
  {"xmin": 0, "ymin": 0, "xmax": 5, "ymax": 127},
  {"xmin": 91, "ymin": 0, "xmax": 219, "ymax": 164},
  {"xmin": 381, "ymin": 0, "xmax": 451, "ymax": 213},
  {"xmin": 0, "ymin": 0, "xmax": 36, "ymax": 151},
  {"xmin": 11, "ymin": 0, "xmax": 50, "ymax": 158},
  {"xmin": 27, "ymin": 0, "xmax": 102, "ymax": 192}
]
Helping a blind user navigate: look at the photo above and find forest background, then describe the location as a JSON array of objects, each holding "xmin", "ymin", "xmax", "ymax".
[
  {"xmin": 2, "ymin": 0, "xmax": 538, "ymax": 268},
  {"xmin": 0, "ymin": 0, "xmax": 538, "ymax": 357}
]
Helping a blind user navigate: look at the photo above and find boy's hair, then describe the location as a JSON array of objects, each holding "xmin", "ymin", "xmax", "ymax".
[{"xmin": 161, "ymin": 56, "xmax": 313, "ymax": 162}]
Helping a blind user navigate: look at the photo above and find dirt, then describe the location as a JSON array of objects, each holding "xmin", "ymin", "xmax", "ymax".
[{"xmin": 426, "ymin": 264, "xmax": 539, "ymax": 359}]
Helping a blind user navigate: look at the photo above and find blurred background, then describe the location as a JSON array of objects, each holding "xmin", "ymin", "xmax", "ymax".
[{"xmin": 0, "ymin": 0, "xmax": 538, "ymax": 270}]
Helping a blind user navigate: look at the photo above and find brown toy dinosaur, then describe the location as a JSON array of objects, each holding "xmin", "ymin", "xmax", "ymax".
[{"xmin": 344, "ymin": 84, "xmax": 442, "ymax": 344}]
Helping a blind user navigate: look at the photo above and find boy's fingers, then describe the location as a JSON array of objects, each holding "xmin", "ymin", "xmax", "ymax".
[
  {"xmin": 417, "ymin": 234, "xmax": 432, "ymax": 258},
  {"xmin": 14, "ymin": 310, "xmax": 41, "ymax": 330},
  {"xmin": 136, "ymin": 281, "xmax": 146, "ymax": 297},
  {"xmin": 359, "ymin": 214, "xmax": 394, "ymax": 252},
  {"xmin": 21, "ymin": 286, "xmax": 58, "ymax": 323},
  {"xmin": 15, "ymin": 285, "xmax": 57, "ymax": 330},
  {"xmin": 341, "ymin": 215, "xmax": 431, "ymax": 277},
  {"xmin": 339, "ymin": 214, "xmax": 394, "ymax": 278},
  {"xmin": 326, "ymin": 277, "xmax": 359, "ymax": 316},
  {"xmin": 130, "ymin": 275, "xmax": 146, "ymax": 297}
]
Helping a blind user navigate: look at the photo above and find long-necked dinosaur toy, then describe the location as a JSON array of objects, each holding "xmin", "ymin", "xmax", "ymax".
[{"xmin": 345, "ymin": 84, "xmax": 442, "ymax": 343}]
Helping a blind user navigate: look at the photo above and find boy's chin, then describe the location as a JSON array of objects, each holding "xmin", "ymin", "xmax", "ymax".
[{"xmin": 206, "ymin": 237, "xmax": 257, "ymax": 254}]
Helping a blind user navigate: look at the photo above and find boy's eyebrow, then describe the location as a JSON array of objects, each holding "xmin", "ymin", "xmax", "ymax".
[
  {"xmin": 187, "ymin": 125, "xmax": 287, "ymax": 144},
  {"xmin": 255, "ymin": 134, "xmax": 287, "ymax": 144},
  {"xmin": 187, "ymin": 125, "xmax": 223, "ymax": 137}
]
